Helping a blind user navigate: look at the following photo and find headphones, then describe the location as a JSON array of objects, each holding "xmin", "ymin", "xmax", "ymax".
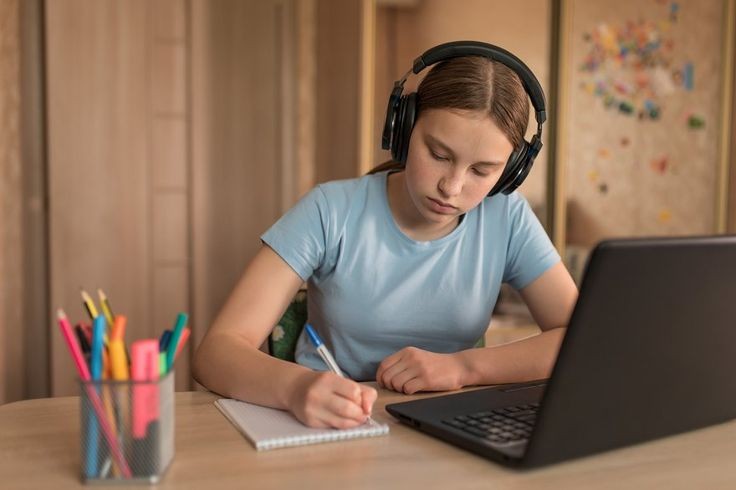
[{"xmin": 381, "ymin": 41, "xmax": 547, "ymax": 196}]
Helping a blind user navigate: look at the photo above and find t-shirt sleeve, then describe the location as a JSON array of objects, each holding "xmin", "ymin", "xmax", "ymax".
[
  {"xmin": 260, "ymin": 186, "xmax": 330, "ymax": 281},
  {"xmin": 503, "ymin": 194, "xmax": 561, "ymax": 290}
]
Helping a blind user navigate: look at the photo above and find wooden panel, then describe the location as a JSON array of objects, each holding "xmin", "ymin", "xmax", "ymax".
[
  {"xmin": 151, "ymin": 118, "xmax": 187, "ymax": 188},
  {"xmin": 47, "ymin": 0, "xmax": 151, "ymax": 396},
  {"xmin": 295, "ymin": 0, "xmax": 317, "ymax": 197},
  {"xmin": 0, "ymin": 0, "xmax": 23, "ymax": 404},
  {"xmin": 151, "ymin": 0, "xmax": 186, "ymax": 41},
  {"xmin": 727, "ymin": 1, "xmax": 736, "ymax": 233},
  {"xmin": 151, "ymin": 42, "xmax": 186, "ymax": 115},
  {"xmin": 47, "ymin": 0, "xmax": 192, "ymax": 395},
  {"xmin": 315, "ymin": 0, "xmax": 362, "ymax": 182},
  {"xmin": 149, "ymin": 0, "xmax": 191, "ymax": 391},
  {"xmin": 191, "ymin": 0, "xmax": 290, "ymax": 352},
  {"xmin": 19, "ymin": 0, "xmax": 49, "ymax": 400},
  {"xmin": 373, "ymin": 5, "xmax": 398, "ymax": 168},
  {"xmin": 152, "ymin": 193, "xmax": 188, "ymax": 262}
]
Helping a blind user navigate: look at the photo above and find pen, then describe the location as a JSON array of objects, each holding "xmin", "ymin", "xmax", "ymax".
[
  {"xmin": 305, "ymin": 324, "xmax": 376, "ymax": 425},
  {"xmin": 304, "ymin": 323, "xmax": 345, "ymax": 377}
]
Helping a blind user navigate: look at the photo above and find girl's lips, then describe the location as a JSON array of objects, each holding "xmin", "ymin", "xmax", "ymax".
[{"xmin": 427, "ymin": 197, "xmax": 457, "ymax": 214}]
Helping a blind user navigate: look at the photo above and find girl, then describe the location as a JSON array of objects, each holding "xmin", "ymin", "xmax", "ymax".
[{"xmin": 194, "ymin": 42, "xmax": 578, "ymax": 430}]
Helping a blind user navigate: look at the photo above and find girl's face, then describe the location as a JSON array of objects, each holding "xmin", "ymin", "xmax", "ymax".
[{"xmin": 402, "ymin": 108, "xmax": 515, "ymax": 229}]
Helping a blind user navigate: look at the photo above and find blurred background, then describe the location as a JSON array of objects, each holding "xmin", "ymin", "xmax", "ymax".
[{"xmin": 1, "ymin": 0, "xmax": 734, "ymax": 402}]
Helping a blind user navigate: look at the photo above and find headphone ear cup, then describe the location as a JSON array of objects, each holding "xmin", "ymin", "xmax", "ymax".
[
  {"xmin": 488, "ymin": 141, "xmax": 532, "ymax": 196},
  {"xmin": 394, "ymin": 93, "xmax": 417, "ymax": 164},
  {"xmin": 382, "ymin": 87, "xmax": 402, "ymax": 152}
]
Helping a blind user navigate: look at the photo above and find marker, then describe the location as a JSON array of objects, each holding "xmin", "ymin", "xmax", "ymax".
[
  {"xmin": 131, "ymin": 339, "xmax": 160, "ymax": 476},
  {"xmin": 174, "ymin": 328, "xmax": 190, "ymax": 361},
  {"xmin": 109, "ymin": 340, "xmax": 129, "ymax": 380},
  {"xmin": 159, "ymin": 330, "xmax": 172, "ymax": 352},
  {"xmin": 87, "ymin": 315, "xmax": 106, "ymax": 477},
  {"xmin": 111, "ymin": 315, "xmax": 127, "ymax": 342},
  {"xmin": 304, "ymin": 323, "xmax": 345, "ymax": 377},
  {"xmin": 166, "ymin": 313, "xmax": 188, "ymax": 372}
]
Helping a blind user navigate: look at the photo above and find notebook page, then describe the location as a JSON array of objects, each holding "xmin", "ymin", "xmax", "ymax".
[{"xmin": 215, "ymin": 398, "xmax": 389, "ymax": 451}]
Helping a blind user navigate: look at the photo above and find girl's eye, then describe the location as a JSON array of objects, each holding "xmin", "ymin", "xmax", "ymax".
[
  {"xmin": 472, "ymin": 167, "xmax": 489, "ymax": 177},
  {"xmin": 430, "ymin": 150, "xmax": 449, "ymax": 161}
]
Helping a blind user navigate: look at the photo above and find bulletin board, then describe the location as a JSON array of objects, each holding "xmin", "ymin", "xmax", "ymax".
[{"xmin": 560, "ymin": 0, "xmax": 733, "ymax": 248}]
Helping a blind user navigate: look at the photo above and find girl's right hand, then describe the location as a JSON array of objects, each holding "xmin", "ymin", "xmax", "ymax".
[{"xmin": 287, "ymin": 370, "xmax": 377, "ymax": 429}]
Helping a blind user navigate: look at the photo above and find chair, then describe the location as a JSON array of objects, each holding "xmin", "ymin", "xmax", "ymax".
[
  {"xmin": 268, "ymin": 290, "xmax": 485, "ymax": 361},
  {"xmin": 268, "ymin": 289, "xmax": 308, "ymax": 362}
]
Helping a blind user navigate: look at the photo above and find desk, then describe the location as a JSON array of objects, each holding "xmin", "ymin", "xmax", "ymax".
[{"xmin": 2, "ymin": 386, "xmax": 736, "ymax": 489}]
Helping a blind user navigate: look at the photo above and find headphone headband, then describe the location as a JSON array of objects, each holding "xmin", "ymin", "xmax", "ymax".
[{"xmin": 410, "ymin": 41, "xmax": 546, "ymax": 125}]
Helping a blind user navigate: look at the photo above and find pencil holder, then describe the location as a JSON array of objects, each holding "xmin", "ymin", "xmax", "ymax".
[{"xmin": 79, "ymin": 372, "xmax": 175, "ymax": 484}]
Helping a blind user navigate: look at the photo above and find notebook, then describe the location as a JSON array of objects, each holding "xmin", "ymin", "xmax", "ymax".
[{"xmin": 215, "ymin": 398, "xmax": 390, "ymax": 451}]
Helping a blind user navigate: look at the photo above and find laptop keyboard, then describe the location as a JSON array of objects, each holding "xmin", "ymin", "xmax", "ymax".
[{"xmin": 441, "ymin": 402, "xmax": 539, "ymax": 444}]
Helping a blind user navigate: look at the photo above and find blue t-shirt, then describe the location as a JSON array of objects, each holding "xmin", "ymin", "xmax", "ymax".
[{"xmin": 261, "ymin": 171, "xmax": 559, "ymax": 380}]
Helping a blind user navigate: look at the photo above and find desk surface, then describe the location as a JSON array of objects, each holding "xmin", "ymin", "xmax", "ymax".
[{"xmin": 2, "ymin": 385, "xmax": 736, "ymax": 489}]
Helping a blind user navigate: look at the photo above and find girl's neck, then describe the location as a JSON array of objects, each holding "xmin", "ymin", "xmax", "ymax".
[{"xmin": 386, "ymin": 171, "xmax": 459, "ymax": 242}]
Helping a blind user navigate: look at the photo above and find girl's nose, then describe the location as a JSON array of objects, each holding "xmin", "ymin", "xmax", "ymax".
[{"xmin": 438, "ymin": 171, "xmax": 463, "ymax": 197}]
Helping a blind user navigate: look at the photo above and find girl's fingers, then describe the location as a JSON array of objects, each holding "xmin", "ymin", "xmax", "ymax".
[
  {"xmin": 359, "ymin": 385, "xmax": 378, "ymax": 415},
  {"xmin": 388, "ymin": 367, "xmax": 418, "ymax": 393},
  {"xmin": 381, "ymin": 362, "xmax": 412, "ymax": 392},
  {"xmin": 324, "ymin": 393, "xmax": 368, "ymax": 423},
  {"xmin": 324, "ymin": 373, "xmax": 362, "ymax": 403},
  {"xmin": 402, "ymin": 377, "xmax": 424, "ymax": 395},
  {"xmin": 376, "ymin": 350, "xmax": 405, "ymax": 384}
]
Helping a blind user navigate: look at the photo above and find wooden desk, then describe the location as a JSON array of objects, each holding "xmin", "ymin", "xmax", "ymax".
[{"xmin": 2, "ymin": 386, "xmax": 736, "ymax": 489}]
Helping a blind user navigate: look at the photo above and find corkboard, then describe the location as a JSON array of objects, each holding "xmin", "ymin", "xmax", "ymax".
[{"xmin": 562, "ymin": 0, "xmax": 728, "ymax": 247}]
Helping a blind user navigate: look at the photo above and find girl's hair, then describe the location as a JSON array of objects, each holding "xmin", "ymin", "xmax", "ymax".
[{"xmin": 368, "ymin": 56, "xmax": 530, "ymax": 174}]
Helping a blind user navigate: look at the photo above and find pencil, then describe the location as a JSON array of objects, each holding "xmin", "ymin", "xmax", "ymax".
[
  {"xmin": 98, "ymin": 288, "xmax": 115, "ymax": 327},
  {"xmin": 81, "ymin": 289, "xmax": 100, "ymax": 321}
]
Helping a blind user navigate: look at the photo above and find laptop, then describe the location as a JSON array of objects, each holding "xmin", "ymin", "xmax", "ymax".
[{"xmin": 386, "ymin": 235, "xmax": 736, "ymax": 468}]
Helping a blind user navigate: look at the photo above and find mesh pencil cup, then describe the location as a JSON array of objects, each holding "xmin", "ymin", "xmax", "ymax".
[{"xmin": 79, "ymin": 371, "xmax": 175, "ymax": 484}]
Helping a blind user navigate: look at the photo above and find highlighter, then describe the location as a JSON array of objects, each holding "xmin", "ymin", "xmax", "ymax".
[{"xmin": 131, "ymin": 339, "xmax": 160, "ymax": 476}]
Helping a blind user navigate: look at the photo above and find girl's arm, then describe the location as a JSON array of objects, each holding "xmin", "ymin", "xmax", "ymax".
[
  {"xmin": 193, "ymin": 245, "xmax": 376, "ymax": 428},
  {"xmin": 459, "ymin": 261, "xmax": 578, "ymax": 384},
  {"xmin": 377, "ymin": 261, "xmax": 578, "ymax": 393}
]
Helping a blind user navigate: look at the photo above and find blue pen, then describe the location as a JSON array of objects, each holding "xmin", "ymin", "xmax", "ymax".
[
  {"xmin": 86, "ymin": 315, "xmax": 106, "ymax": 477},
  {"xmin": 304, "ymin": 323, "xmax": 345, "ymax": 377}
]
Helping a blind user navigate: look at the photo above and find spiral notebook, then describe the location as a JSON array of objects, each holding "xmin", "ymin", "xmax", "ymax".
[{"xmin": 215, "ymin": 398, "xmax": 390, "ymax": 451}]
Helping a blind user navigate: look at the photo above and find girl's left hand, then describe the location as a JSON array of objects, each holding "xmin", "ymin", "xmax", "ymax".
[{"xmin": 376, "ymin": 347, "xmax": 469, "ymax": 394}]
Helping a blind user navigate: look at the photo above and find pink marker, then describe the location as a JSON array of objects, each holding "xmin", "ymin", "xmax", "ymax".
[{"xmin": 131, "ymin": 339, "xmax": 160, "ymax": 438}]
